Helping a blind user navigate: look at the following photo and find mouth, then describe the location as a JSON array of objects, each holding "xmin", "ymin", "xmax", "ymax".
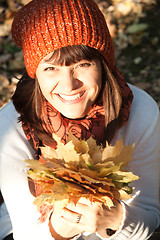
[{"xmin": 56, "ymin": 91, "xmax": 86, "ymax": 103}]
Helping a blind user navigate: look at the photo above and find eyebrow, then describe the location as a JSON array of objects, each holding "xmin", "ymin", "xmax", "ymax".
[{"xmin": 42, "ymin": 58, "xmax": 93, "ymax": 67}]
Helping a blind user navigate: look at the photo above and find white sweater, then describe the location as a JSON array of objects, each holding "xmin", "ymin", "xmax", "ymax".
[{"xmin": 0, "ymin": 84, "xmax": 160, "ymax": 240}]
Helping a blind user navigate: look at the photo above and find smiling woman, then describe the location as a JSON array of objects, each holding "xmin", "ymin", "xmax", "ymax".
[
  {"xmin": 0, "ymin": 0, "xmax": 160, "ymax": 240},
  {"xmin": 36, "ymin": 50, "xmax": 102, "ymax": 119},
  {"xmin": 13, "ymin": 44, "xmax": 125, "ymax": 146}
]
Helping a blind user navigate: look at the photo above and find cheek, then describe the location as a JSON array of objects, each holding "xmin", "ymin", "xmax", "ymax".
[
  {"xmin": 38, "ymin": 81, "xmax": 48, "ymax": 96},
  {"xmin": 38, "ymin": 78, "xmax": 56, "ymax": 96},
  {"xmin": 93, "ymin": 74, "xmax": 102, "ymax": 93},
  {"xmin": 97, "ymin": 73, "xmax": 102, "ymax": 93},
  {"xmin": 89, "ymin": 67, "xmax": 102, "ymax": 89}
]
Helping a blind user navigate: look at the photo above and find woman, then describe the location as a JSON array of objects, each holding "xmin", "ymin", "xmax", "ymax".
[{"xmin": 0, "ymin": 0, "xmax": 159, "ymax": 239}]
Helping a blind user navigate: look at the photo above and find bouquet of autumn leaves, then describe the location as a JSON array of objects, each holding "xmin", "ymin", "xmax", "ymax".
[{"xmin": 25, "ymin": 133, "xmax": 139, "ymax": 222}]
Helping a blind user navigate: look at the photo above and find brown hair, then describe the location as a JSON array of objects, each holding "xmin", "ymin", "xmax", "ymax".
[{"xmin": 12, "ymin": 45, "xmax": 122, "ymax": 144}]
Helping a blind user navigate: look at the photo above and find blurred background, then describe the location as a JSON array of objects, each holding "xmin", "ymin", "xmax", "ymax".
[{"xmin": 0, "ymin": 0, "xmax": 160, "ymax": 108}]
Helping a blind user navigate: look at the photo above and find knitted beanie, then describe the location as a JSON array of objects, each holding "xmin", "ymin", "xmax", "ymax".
[{"xmin": 11, "ymin": 0, "xmax": 115, "ymax": 78}]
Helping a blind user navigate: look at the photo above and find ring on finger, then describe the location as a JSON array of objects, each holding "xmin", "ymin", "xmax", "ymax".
[{"xmin": 76, "ymin": 214, "xmax": 81, "ymax": 224}]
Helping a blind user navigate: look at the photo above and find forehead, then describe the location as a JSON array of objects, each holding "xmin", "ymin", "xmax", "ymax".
[{"xmin": 40, "ymin": 45, "xmax": 102, "ymax": 66}]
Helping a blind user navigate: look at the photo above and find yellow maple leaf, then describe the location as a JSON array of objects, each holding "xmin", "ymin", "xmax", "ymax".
[
  {"xmin": 40, "ymin": 146, "xmax": 58, "ymax": 159},
  {"xmin": 101, "ymin": 196, "xmax": 115, "ymax": 209},
  {"xmin": 110, "ymin": 171, "xmax": 139, "ymax": 183},
  {"xmin": 102, "ymin": 138, "xmax": 123, "ymax": 160},
  {"xmin": 67, "ymin": 132, "xmax": 89, "ymax": 154}
]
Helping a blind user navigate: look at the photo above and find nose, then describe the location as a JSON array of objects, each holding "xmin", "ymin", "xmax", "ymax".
[{"xmin": 59, "ymin": 68, "xmax": 81, "ymax": 92}]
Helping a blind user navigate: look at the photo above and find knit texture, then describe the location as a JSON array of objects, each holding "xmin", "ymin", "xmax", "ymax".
[{"xmin": 11, "ymin": 0, "xmax": 114, "ymax": 78}]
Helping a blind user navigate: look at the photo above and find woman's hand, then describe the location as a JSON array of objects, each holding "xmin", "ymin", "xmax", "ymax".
[
  {"xmin": 50, "ymin": 198, "xmax": 123, "ymax": 239},
  {"xmin": 96, "ymin": 200, "xmax": 124, "ymax": 238}
]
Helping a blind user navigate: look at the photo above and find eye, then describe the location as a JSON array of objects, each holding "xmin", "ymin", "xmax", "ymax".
[
  {"xmin": 44, "ymin": 67, "xmax": 57, "ymax": 71},
  {"xmin": 78, "ymin": 62, "xmax": 91, "ymax": 68}
]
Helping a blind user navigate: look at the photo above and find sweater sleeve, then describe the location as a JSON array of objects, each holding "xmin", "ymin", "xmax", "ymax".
[
  {"xmin": 0, "ymin": 202, "xmax": 12, "ymax": 239},
  {"xmin": 107, "ymin": 85, "xmax": 160, "ymax": 240},
  {"xmin": 0, "ymin": 102, "xmax": 54, "ymax": 240}
]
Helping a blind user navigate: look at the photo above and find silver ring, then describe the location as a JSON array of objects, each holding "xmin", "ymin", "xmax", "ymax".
[{"xmin": 76, "ymin": 214, "xmax": 81, "ymax": 223}]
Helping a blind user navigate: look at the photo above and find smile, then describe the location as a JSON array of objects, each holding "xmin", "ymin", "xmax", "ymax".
[{"xmin": 57, "ymin": 91, "xmax": 85, "ymax": 102}]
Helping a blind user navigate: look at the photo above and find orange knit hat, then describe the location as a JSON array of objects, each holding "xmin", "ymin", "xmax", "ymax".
[{"xmin": 11, "ymin": 0, "xmax": 115, "ymax": 78}]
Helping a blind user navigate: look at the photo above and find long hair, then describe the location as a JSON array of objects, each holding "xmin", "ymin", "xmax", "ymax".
[{"xmin": 12, "ymin": 45, "xmax": 122, "ymax": 144}]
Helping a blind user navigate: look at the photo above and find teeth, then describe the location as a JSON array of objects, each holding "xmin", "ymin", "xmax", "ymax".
[{"xmin": 58, "ymin": 93, "xmax": 82, "ymax": 101}]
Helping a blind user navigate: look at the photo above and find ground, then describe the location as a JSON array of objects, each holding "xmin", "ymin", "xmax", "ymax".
[{"xmin": 0, "ymin": 0, "xmax": 160, "ymax": 108}]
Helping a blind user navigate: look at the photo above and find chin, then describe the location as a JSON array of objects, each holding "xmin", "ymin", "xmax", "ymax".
[
  {"xmin": 62, "ymin": 112, "xmax": 86, "ymax": 119},
  {"xmin": 64, "ymin": 115, "xmax": 84, "ymax": 119},
  {"xmin": 59, "ymin": 105, "xmax": 91, "ymax": 119}
]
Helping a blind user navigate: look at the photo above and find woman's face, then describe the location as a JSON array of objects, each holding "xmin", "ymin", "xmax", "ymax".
[{"xmin": 36, "ymin": 52, "xmax": 102, "ymax": 119}]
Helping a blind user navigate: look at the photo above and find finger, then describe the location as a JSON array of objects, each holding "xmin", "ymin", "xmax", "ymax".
[
  {"xmin": 58, "ymin": 208, "xmax": 100, "ymax": 233},
  {"xmin": 66, "ymin": 200, "xmax": 102, "ymax": 215},
  {"xmin": 66, "ymin": 201, "xmax": 87, "ymax": 212},
  {"xmin": 60, "ymin": 209, "xmax": 88, "ymax": 231},
  {"xmin": 51, "ymin": 212, "xmax": 83, "ymax": 238},
  {"xmin": 61, "ymin": 207, "xmax": 83, "ymax": 224},
  {"xmin": 77, "ymin": 197, "xmax": 92, "ymax": 205}
]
